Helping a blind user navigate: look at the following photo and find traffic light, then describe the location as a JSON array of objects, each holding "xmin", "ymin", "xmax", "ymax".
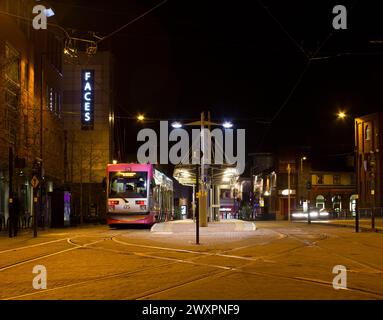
[{"xmin": 306, "ymin": 181, "xmax": 312, "ymax": 190}]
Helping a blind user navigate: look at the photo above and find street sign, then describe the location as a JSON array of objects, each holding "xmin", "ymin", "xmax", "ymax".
[{"xmin": 31, "ymin": 176, "xmax": 39, "ymax": 188}]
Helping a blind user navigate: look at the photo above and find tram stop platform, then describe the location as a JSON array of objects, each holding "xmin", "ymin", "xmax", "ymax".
[{"xmin": 151, "ymin": 219, "xmax": 256, "ymax": 234}]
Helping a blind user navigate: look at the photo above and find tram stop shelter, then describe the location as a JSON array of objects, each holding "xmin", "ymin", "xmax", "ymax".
[{"xmin": 173, "ymin": 164, "xmax": 241, "ymax": 224}]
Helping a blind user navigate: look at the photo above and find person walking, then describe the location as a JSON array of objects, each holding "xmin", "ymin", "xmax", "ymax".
[{"xmin": 12, "ymin": 197, "xmax": 20, "ymax": 236}]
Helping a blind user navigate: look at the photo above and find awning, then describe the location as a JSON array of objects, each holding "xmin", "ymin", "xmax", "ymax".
[{"xmin": 173, "ymin": 164, "xmax": 240, "ymax": 186}]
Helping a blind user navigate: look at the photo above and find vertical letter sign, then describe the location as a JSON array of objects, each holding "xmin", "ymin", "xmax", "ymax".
[{"xmin": 81, "ymin": 70, "xmax": 94, "ymax": 129}]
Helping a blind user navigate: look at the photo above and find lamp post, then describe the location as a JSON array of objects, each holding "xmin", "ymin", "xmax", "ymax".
[
  {"xmin": 34, "ymin": 52, "xmax": 44, "ymax": 234},
  {"xmin": 8, "ymin": 147, "xmax": 13, "ymax": 238},
  {"xmin": 287, "ymin": 163, "xmax": 291, "ymax": 221},
  {"xmin": 300, "ymin": 156, "xmax": 306, "ymax": 206},
  {"xmin": 195, "ymin": 165, "xmax": 199, "ymax": 244},
  {"xmin": 171, "ymin": 112, "xmax": 232, "ymax": 228},
  {"xmin": 370, "ymin": 152, "xmax": 376, "ymax": 232}
]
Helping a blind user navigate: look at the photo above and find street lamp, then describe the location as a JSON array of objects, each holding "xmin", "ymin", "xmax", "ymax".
[
  {"xmin": 171, "ymin": 121, "xmax": 182, "ymax": 129},
  {"xmin": 300, "ymin": 156, "xmax": 307, "ymax": 173},
  {"xmin": 337, "ymin": 111, "xmax": 347, "ymax": 119},
  {"xmin": 222, "ymin": 121, "xmax": 233, "ymax": 129},
  {"xmin": 137, "ymin": 114, "xmax": 145, "ymax": 121}
]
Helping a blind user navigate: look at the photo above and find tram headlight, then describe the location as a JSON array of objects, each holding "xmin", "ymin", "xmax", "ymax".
[{"xmin": 140, "ymin": 205, "xmax": 147, "ymax": 210}]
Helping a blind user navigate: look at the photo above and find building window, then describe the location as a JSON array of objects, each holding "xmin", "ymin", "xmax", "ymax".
[
  {"xmin": 271, "ymin": 172, "xmax": 277, "ymax": 188},
  {"xmin": 316, "ymin": 195, "xmax": 325, "ymax": 210},
  {"xmin": 333, "ymin": 175, "xmax": 341, "ymax": 185},
  {"xmin": 317, "ymin": 175, "xmax": 323, "ymax": 184},
  {"xmin": 332, "ymin": 195, "xmax": 342, "ymax": 213},
  {"xmin": 5, "ymin": 88, "xmax": 19, "ymax": 110},
  {"xmin": 365, "ymin": 125, "xmax": 371, "ymax": 141},
  {"xmin": 5, "ymin": 109, "xmax": 17, "ymax": 143},
  {"xmin": 5, "ymin": 43, "xmax": 20, "ymax": 85},
  {"xmin": 350, "ymin": 195, "xmax": 357, "ymax": 216}
]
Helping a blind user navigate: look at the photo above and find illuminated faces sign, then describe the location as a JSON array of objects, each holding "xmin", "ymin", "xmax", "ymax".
[{"xmin": 81, "ymin": 70, "xmax": 94, "ymax": 129}]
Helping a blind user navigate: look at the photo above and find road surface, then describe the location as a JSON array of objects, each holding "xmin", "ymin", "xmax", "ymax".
[{"xmin": 0, "ymin": 221, "xmax": 382, "ymax": 300}]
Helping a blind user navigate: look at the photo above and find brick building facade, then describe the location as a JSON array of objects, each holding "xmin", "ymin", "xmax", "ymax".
[
  {"xmin": 355, "ymin": 112, "xmax": 383, "ymax": 212},
  {"xmin": 0, "ymin": 0, "xmax": 65, "ymax": 227}
]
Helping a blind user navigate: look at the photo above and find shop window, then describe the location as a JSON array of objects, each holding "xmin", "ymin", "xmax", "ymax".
[
  {"xmin": 271, "ymin": 173, "xmax": 277, "ymax": 188},
  {"xmin": 350, "ymin": 195, "xmax": 357, "ymax": 216},
  {"xmin": 365, "ymin": 125, "xmax": 371, "ymax": 141},
  {"xmin": 316, "ymin": 195, "xmax": 325, "ymax": 210},
  {"xmin": 332, "ymin": 195, "xmax": 342, "ymax": 213}
]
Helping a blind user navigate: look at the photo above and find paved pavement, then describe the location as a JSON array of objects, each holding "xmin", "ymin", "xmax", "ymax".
[
  {"xmin": 0, "ymin": 220, "xmax": 383, "ymax": 300},
  {"xmin": 319, "ymin": 218, "xmax": 383, "ymax": 231},
  {"xmin": 151, "ymin": 219, "xmax": 256, "ymax": 233}
]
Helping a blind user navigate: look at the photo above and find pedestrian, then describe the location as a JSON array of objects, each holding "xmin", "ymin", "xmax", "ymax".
[{"xmin": 13, "ymin": 196, "xmax": 20, "ymax": 236}]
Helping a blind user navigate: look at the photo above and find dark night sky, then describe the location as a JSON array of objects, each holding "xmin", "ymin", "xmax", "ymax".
[{"xmin": 50, "ymin": 0, "xmax": 383, "ymax": 160}]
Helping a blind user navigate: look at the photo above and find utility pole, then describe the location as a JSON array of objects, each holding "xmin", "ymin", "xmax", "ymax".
[
  {"xmin": 307, "ymin": 187, "xmax": 311, "ymax": 225},
  {"xmin": 8, "ymin": 147, "xmax": 13, "ymax": 238},
  {"xmin": 199, "ymin": 111, "xmax": 208, "ymax": 227},
  {"xmin": 287, "ymin": 163, "xmax": 291, "ymax": 221},
  {"xmin": 355, "ymin": 194, "xmax": 359, "ymax": 233},
  {"xmin": 39, "ymin": 53, "xmax": 44, "ymax": 230},
  {"xmin": 31, "ymin": 160, "xmax": 40, "ymax": 238},
  {"xmin": 370, "ymin": 152, "xmax": 376, "ymax": 232},
  {"xmin": 192, "ymin": 184, "xmax": 195, "ymax": 221},
  {"xmin": 195, "ymin": 165, "xmax": 199, "ymax": 244},
  {"xmin": 80, "ymin": 147, "xmax": 83, "ymax": 225}
]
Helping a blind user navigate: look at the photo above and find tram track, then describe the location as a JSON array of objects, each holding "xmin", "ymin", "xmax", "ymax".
[
  {"xmin": 110, "ymin": 238, "xmax": 383, "ymax": 299},
  {"xmin": 0, "ymin": 236, "xmax": 114, "ymax": 272},
  {"xmin": 273, "ymin": 229, "xmax": 383, "ymax": 274},
  {"xmin": 2, "ymin": 226, "xmax": 383, "ymax": 300},
  {"xmin": 100, "ymin": 236, "xmax": 383, "ymax": 299}
]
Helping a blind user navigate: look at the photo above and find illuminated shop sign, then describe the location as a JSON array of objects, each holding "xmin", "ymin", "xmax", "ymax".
[{"xmin": 81, "ymin": 70, "xmax": 94, "ymax": 129}]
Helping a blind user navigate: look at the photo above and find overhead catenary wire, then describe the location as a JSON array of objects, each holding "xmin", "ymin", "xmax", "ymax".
[
  {"xmin": 257, "ymin": 0, "xmax": 309, "ymax": 59},
  {"xmin": 0, "ymin": 9, "xmax": 70, "ymax": 40},
  {"xmin": 254, "ymin": 0, "xmax": 360, "ymax": 152},
  {"xmin": 97, "ymin": 0, "xmax": 170, "ymax": 44}
]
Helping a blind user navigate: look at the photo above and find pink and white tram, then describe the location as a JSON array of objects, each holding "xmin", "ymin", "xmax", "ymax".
[{"xmin": 106, "ymin": 163, "xmax": 174, "ymax": 227}]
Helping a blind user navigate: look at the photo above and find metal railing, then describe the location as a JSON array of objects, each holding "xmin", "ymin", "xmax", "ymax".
[
  {"xmin": 0, "ymin": 213, "xmax": 34, "ymax": 232},
  {"xmin": 358, "ymin": 207, "xmax": 383, "ymax": 218}
]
